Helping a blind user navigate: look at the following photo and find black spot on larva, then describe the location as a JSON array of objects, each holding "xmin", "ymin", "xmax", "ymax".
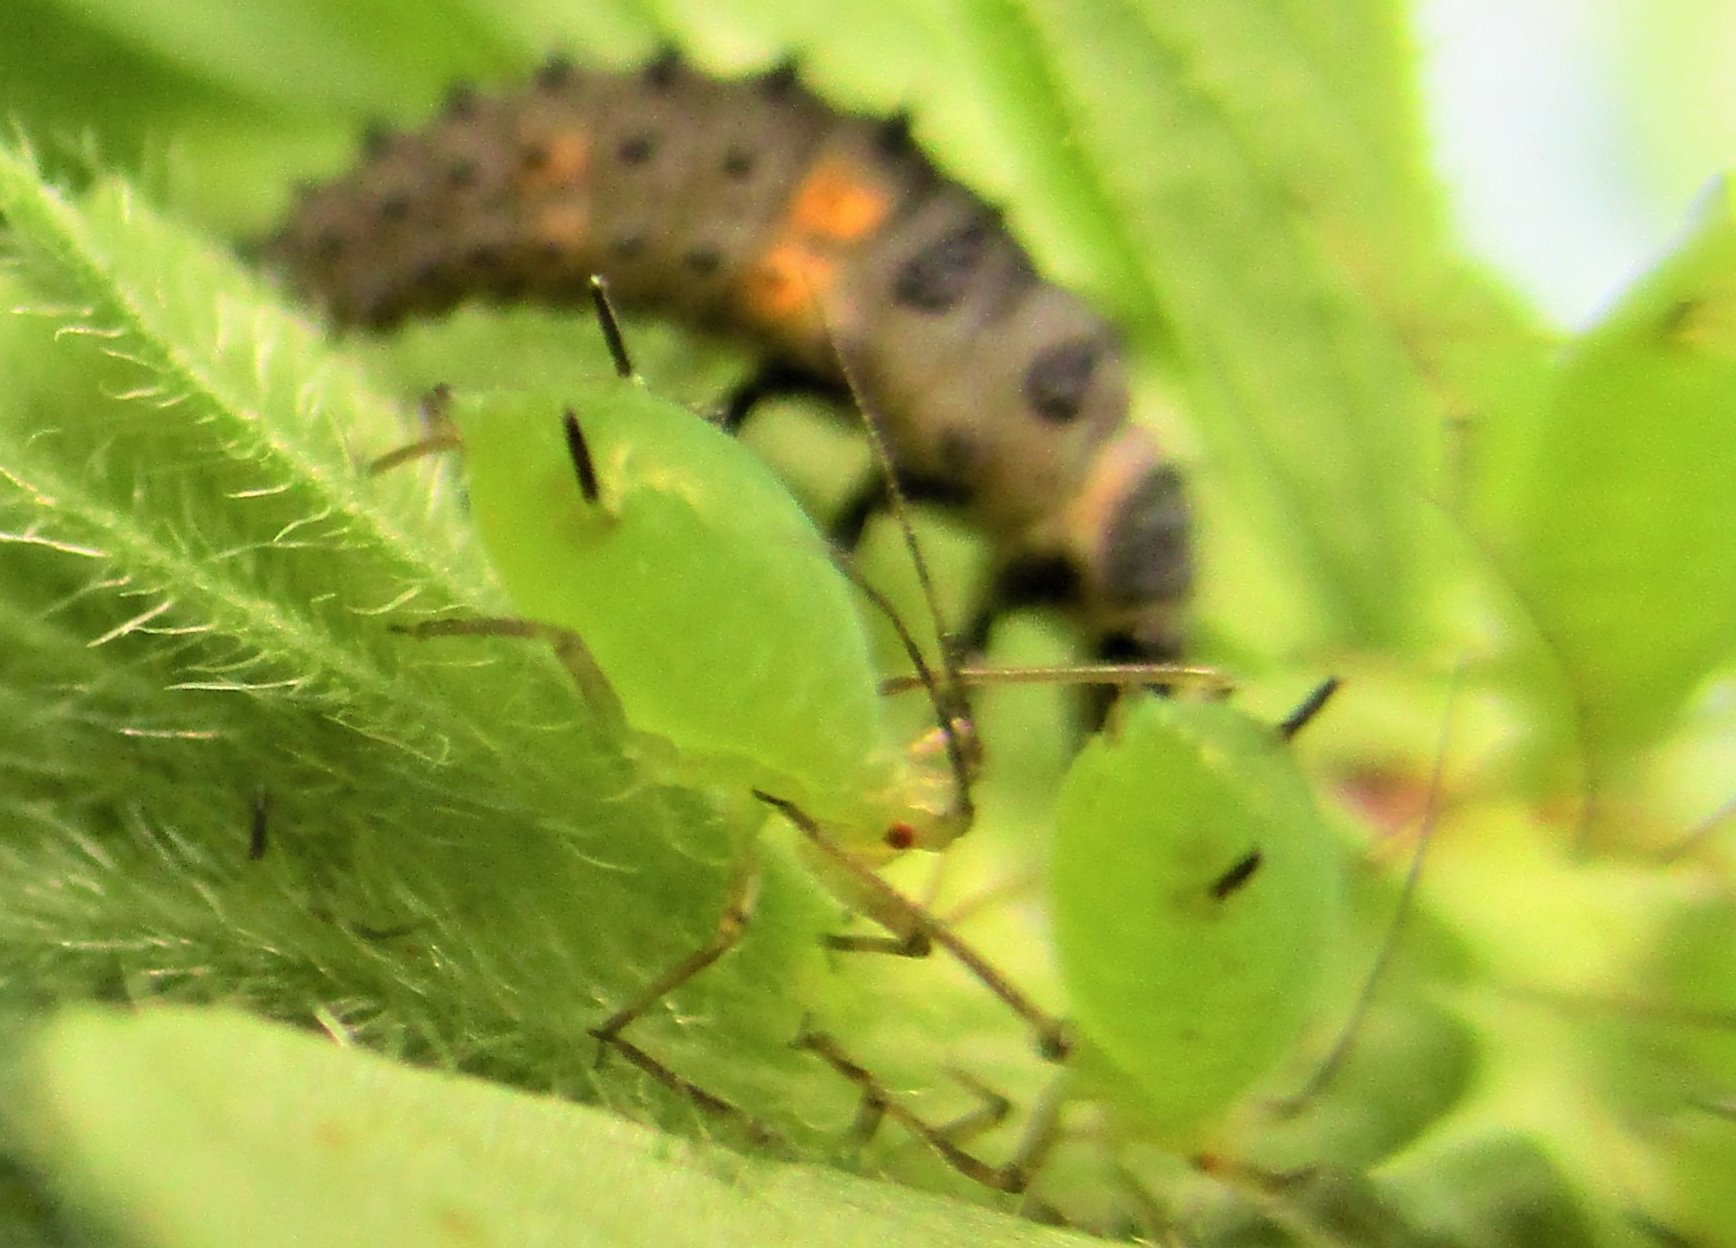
[
  {"xmin": 722, "ymin": 146, "xmax": 756, "ymax": 179},
  {"xmin": 645, "ymin": 48, "xmax": 683, "ymax": 89},
  {"xmin": 536, "ymin": 55, "xmax": 575, "ymax": 90},
  {"xmin": 876, "ymin": 112, "xmax": 915, "ymax": 157},
  {"xmin": 759, "ymin": 59, "xmax": 799, "ymax": 95},
  {"xmin": 378, "ymin": 194, "xmax": 411, "ymax": 223},
  {"xmin": 939, "ymin": 429, "xmax": 979, "ymax": 480},
  {"xmin": 1024, "ymin": 339, "xmax": 1101, "ymax": 424},
  {"xmin": 361, "ymin": 122, "xmax": 392, "ymax": 158},
  {"xmin": 618, "ymin": 133, "xmax": 656, "ymax": 165},
  {"xmin": 463, "ymin": 243, "xmax": 502, "ymax": 272},
  {"xmin": 682, "ymin": 247, "xmax": 722, "ymax": 276},
  {"xmin": 1102, "ymin": 465, "xmax": 1191, "ymax": 606},
  {"xmin": 444, "ymin": 83, "xmax": 478, "ymax": 117},
  {"xmin": 312, "ymin": 231, "xmax": 345, "ymax": 261},
  {"xmin": 518, "ymin": 140, "xmax": 551, "ymax": 172},
  {"xmin": 446, "ymin": 158, "xmax": 478, "ymax": 188},
  {"xmin": 894, "ymin": 219, "xmax": 990, "ymax": 312},
  {"xmin": 612, "ymin": 235, "xmax": 647, "ymax": 261}
]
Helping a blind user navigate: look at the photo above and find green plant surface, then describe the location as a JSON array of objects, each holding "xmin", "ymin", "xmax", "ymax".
[
  {"xmin": 1, "ymin": 1005, "xmax": 1101, "ymax": 1248},
  {"xmin": 0, "ymin": 1, "xmax": 1732, "ymax": 1246},
  {"xmin": 1479, "ymin": 178, "xmax": 1736, "ymax": 792}
]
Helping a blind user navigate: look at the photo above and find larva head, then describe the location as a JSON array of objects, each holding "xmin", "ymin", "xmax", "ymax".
[
  {"xmin": 439, "ymin": 382, "xmax": 908, "ymax": 830},
  {"xmin": 1050, "ymin": 693, "xmax": 1343, "ymax": 1140}
]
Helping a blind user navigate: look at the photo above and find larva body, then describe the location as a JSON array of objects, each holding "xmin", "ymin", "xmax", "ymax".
[{"xmin": 263, "ymin": 53, "xmax": 1193, "ymax": 666}]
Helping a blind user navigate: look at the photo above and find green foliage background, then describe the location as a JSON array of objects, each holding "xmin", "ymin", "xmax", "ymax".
[{"xmin": 0, "ymin": 0, "xmax": 1732, "ymax": 1244}]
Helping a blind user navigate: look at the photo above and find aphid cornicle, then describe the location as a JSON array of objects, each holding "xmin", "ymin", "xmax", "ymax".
[{"xmin": 261, "ymin": 51, "xmax": 1194, "ymax": 672}]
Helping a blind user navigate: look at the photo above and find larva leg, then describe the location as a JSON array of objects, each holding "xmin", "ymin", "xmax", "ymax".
[
  {"xmin": 714, "ymin": 360, "xmax": 845, "ymax": 433},
  {"xmin": 827, "ymin": 471, "xmax": 890, "ymax": 551},
  {"xmin": 589, "ymin": 849, "xmax": 763, "ymax": 1045},
  {"xmin": 826, "ymin": 467, "xmax": 972, "ymax": 552},
  {"xmin": 960, "ymin": 556, "xmax": 1083, "ymax": 657}
]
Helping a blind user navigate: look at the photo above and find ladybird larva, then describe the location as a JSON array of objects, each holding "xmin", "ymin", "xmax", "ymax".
[{"xmin": 261, "ymin": 51, "xmax": 1193, "ymax": 671}]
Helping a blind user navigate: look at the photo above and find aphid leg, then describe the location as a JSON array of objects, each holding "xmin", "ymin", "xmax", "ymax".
[
  {"xmin": 756, "ymin": 791, "xmax": 1071, "ymax": 1061},
  {"xmin": 600, "ymin": 1030, "xmax": 787, "ymax": 1152},
  {"xmin": 793, "ymin": 1028, "xmax": 1068, "ymax": 1196},
  {"xmin": 934, "ymin": 1066, "xmax": 1015, "ymax": 1143},
  {"xmin": 391, "ymin": 616, "xmax": 628, "ymax": 740},
  {"xmin": 589, "ymin": 851, "xmax": 762, "ymax": 1046},
  {"xmin": 712, "ymin": 359, "xmax": 845, "ymax": 433}
]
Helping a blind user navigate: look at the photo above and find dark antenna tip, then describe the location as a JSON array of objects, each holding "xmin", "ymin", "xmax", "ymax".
[
  {"xmin": 1277, "ymin": 676, "xmax": 1341, "ymax": 742},
  {"xmin": 563, "ymin": 407, "xmax": 602, "ymax": 504},
  {"xmin": 588, "ymin": 275, "xmax": 635, "ymax": 378}
]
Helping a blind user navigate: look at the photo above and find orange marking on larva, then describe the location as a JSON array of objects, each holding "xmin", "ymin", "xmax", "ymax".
[
  {"xmin": 534, "ymin": 203, "xmax": 589, "ymax": 252},
  {"xmin": 517, "ymin": 128, "xmax": 590, "ymax": 193},
  {"xmin": 787, "ymin": 158, "xmax": 892, "ymax": 243},
  {"xmin": 741, "ymin": 240, "xmax": 838, "ymax": 324}
]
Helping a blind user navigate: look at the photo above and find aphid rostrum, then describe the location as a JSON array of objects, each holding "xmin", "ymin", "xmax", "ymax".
[{"xmin": 262, "ymin": 52, "xmax": 1194, "ymax": 676}]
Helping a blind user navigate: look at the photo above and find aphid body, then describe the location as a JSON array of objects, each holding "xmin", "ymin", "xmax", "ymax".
[
  {"xmin": 792, "ymin": 683, "xmax": 1354, "ymax": 1214},
  {"xmin": 425, "ymin": 379, "xmax": 962, "ymax": 855},
  {"xmin": 265, "ymin": 52, "xmax": 1193, "ymax": 671},
  {"xmin": 1050, "ymin": 694, "xmax": 1344, "ymax": 1141}
]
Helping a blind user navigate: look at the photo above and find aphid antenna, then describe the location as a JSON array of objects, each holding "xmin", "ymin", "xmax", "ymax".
[
  {"xmin": 878, "ymin": 662, "xmax": 1231, "ymax": 697},
  {"xmin": 824, "ymin": 324, "xmax": 980, "ymax": 828},
  {"xmin": 603, "ymin": 1031, "xmax": 788, "ymax": 1153},
  {"xmin": 1274, "ymin": 665, "xmax": 1461, "ymax": 1114},
  {"xmin": 587, "ymin": 274, "xmax": 637, "ymax": 379},
  {"xmin": 834, "ymin": 346, "xmax": 960, "ymax": 691},
  {"xmin": 828, "ymin": 550, "xmax": 977, "ymax": 824}
]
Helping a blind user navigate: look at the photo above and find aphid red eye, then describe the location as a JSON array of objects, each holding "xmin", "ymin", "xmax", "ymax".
[{"xmin": 885, "ymin": 822, "xmax": 917, "ymax": 851}]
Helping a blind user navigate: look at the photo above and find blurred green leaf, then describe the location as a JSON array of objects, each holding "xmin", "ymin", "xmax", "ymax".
[
  {"xmin": 2, "ymin": 1006, "xmax": 1098, "ymax": 1248},
  {"xmin": 1489, "ymin": 177, "xmax": 1736, "ymax": 780}
]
